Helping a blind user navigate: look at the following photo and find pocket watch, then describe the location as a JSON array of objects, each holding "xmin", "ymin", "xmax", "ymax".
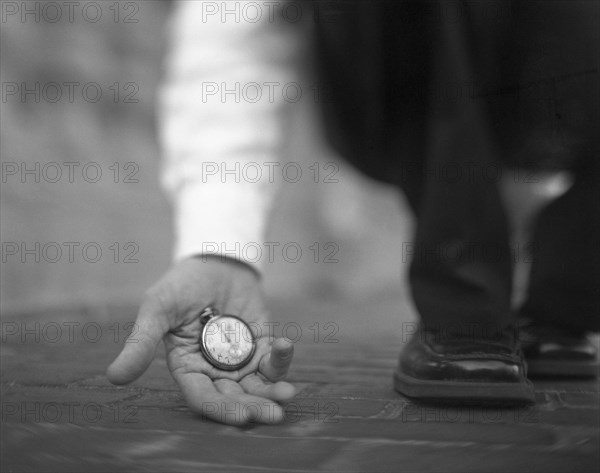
[{"xmin": 199, "ymin": 306, "xmax": 256, "ymax": 371}]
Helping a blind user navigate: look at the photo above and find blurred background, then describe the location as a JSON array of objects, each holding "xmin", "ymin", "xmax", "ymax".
[{"xmin": 1, "ymin": 0, "xmax": 413, "ymax": 319}]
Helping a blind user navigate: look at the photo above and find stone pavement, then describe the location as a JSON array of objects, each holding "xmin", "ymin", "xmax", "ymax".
[{"xmin": 1, "ymin": 293, "xmax": 599, "ymax": 472}]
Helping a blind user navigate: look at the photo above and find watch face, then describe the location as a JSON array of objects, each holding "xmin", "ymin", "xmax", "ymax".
[{"xmin": 200, "ymin": 315, "xmax": 256, "ymax": 371}]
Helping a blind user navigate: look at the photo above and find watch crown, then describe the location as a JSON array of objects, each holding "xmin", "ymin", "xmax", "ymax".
[{"xmin": 199, "ymin": 306, "xmax": 219, "ymax": 323}]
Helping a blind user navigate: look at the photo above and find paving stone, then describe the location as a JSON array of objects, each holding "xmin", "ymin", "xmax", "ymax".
[
  {"xmin": 73, "ymin": 360, "xmax": 178, "ymax": 391},
  {"xmin": 294, "ymin": 382, "xmax": 399, "ymax": 400},
  {"xmin": 557, "ymin": 392, "xmax": 600, "ymax": 409},
  {"xmin": 290, "ymin": 397, "xmax": 389, "ymax": 419},
  {"xmin": 532, "ymin": 379, "xmax": 600, "ymax": 393},
  {"xmin": 1, "ymin": 423, "xmax": 347, "ymax": 472},
  {"xmin": 259, "ymin": 417, "xmax": 557, "ymax": 446},
  {"xmin": 534, "ymin": 407, "xmax": 600, "ymax": 428},
  {"xmin": 321, "ymin": 442, "xmax": 600, "ymax": 473},
  {"xmin": 1, "ymin": 342, "xmax": 114, "ymax": 386},
  {"xmin": 289, "ymin": 365, "xmax": 393, "ymax": 385}
]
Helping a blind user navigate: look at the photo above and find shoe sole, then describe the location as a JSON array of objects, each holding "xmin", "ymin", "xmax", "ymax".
[
  {"xmin": 394, "ymin": 370, "xmax": 536, "ymax": 405},
  {"xmin": 526, "ymin": 359, "xmax": 600, "ymax": 379}
]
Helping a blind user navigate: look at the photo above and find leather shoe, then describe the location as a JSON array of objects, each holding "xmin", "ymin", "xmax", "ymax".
[
  {"xmin": 394, "ymin": 326, "xmax": 535, "ymax": 405},
  {"xmin": 521, "ymin": 325, "xmax": 599, "ymax": 378}
]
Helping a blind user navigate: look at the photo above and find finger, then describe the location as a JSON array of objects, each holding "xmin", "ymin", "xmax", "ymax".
[
  {"xmin": 259, "ymin": 338, "xmax": 294, "ymax": 382},
  {"xmin": 214, "ymin": 378, "xmax": 245, "ymax": 396},
  {"xmin": 106, "ymin": 297, "xmax": 169, "ymax": 385},
  {"xmin": 239, "ymin": 374, "xmax": 296, "ymax": 401},
  {"xmin": 175, "ymin": 371, "xmax": 285, "ymax": 425}
]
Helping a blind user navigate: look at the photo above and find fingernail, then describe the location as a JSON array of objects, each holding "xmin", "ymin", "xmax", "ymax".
[{"xmin": 270, "ymin": 405, "xmax": 284, "ymax": 424}]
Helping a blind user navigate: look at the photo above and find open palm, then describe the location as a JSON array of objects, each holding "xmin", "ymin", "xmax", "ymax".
[{"xmin": 107, "ymin": 257, "xmax": 296, "ymax": 425}]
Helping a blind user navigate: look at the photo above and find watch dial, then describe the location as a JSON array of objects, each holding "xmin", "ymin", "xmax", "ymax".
[{"xmin": 201, "ymin": 315, "xmax": 255, "ymax": 370}]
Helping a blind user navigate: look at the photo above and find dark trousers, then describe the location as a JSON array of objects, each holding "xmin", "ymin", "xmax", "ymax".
[{"xmin": 312, "ymin": 1, "xmax": 600, "ymax": 335}]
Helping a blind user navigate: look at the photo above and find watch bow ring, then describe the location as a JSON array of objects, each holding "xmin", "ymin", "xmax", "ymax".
[{"xmin": 198, "ymin": 306, "xmax": 256, "ymax": 371}]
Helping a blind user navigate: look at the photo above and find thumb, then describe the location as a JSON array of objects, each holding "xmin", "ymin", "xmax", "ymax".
[
  {"xmin": 259, "ymin": 338, "xmax": 294, "ymax": 382},
  {"xmin": 106, "ymin": 297, "xmax": 169, "ymax": 385}
]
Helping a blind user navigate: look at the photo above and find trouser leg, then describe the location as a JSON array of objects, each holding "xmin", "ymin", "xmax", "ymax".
[
  {"xmin": 404, "ymin": 1, "xmax": 514, "ymax": 339},
  {"xmin": 501, "ymin": 0, "xmax": 600, "ymax": 333},
  {"xmin": 520, "ymin": 161, "xmax": 600, "ymax": 333},
  {"xmin": 403, "ymin": 0, "xmax": 599, "ymax": 338}
]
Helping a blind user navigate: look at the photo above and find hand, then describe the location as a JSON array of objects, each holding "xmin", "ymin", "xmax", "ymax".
[{"xmin": 106, "ymin": 256, "xmax": 296, "ymax": 425}]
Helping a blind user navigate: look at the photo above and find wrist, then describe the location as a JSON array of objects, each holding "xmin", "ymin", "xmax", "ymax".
[{"xmin": 186, "ymin": 254, "xmax": 262, "ymax": 281}]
